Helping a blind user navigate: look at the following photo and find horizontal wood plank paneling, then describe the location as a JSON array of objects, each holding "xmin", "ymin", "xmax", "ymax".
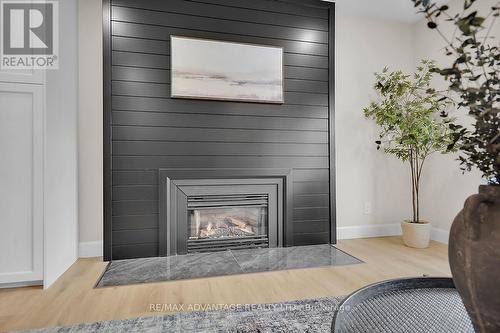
[
  {"xmin": 292, "ymin": 169, "xmax": 329, "ymax": 182},
  {"xmin": 113, "ymin": 229, "xmax": 158, "ymax": 245},
  {"xmin": 112, "ymin": 169, "xmax": 328, "ymax": 185},
  {"xmin": 112, "ymin": 214, "xmax": 158, "ymax": 230},
  {"xmin": 293, "ymin": 181, "xmax": 330, "ymax": 194},
  {"xmin": 107, "ymin": 0, "xmax": 333, "ymax": 259},
  {"xmin": 112, "ymin": 156, "xmax": 329, "ymax": 170},
  {"xmin": 113, "ymin": 141, "xmax": 328, "ymax": 156},
  {"xmin": 112, "ymin": 170, "xmax": 158, "ymax": 185},
  {"xmin": 112, "ymin": 96, "xmax": 328, "ymax": 119},
  {"xmin": 111, "ymin": 111, "xmax": 328, "ymax": 131},
  {"xmin": 112, "ymin": 200, "xmax": 158, "ymax": 216},
  {"xmin": 111, "ymin": 7, "xmax": 328, "ymax": 43},
  {"xmin": 112, "ymin": 126, "xmax": 329, "ymax": 144},
  {"xmin": 285, "ymin": 79, "xmax": 328, "ymax": 94},
  {"xmin": 294, "ymin": 207, "xmax": 329, "ymax": 221},
  {"xmin": 113, "ymin": 0, "xmax": 329, "ymax": 31},
  {"xmin": 111, "ymin": 77, "xmax": 328, "ymax": 98},
  {"xmin": 285, "ymin": 66, "xmax": 328, "ymax": 81},
  {"xmin": 112, "ymin": 65, "xmax": 330, "ymax": 94},
  {"xmin": 293, "ymin": 220, "xmax": 330, "ymax": 233},
  {"xmin": 112, "ymin": 37, "xmax": 329, "ymax": 68},
  {"xmin": 112, "ymin": 52, "xmax": 169, "ymax": 69},
  {"xmin": 190, "ymin": 0, "xmax": 329, "ymax": 19},
  {"xmin": 284, "ymin": 53, "xmax": 328, "ymax": 69},
  {"xmin": 111, "ymin": 21, "xmax": 329, "ymax": 56},
  {"xmin": 294, "ymin": 194, "xmax": 329, "ymax": 207},
  {"xmin": 111, "ymin": 51, "xmax": 328, "ymax": 71},
  {"xmin": 112, "ymin": 243, "xmax": 159, "ymax": 259},
  {"xmin": 293, "ymin": 232, "xmax": 330, "ymax": 245},
  {"xmin": 112, "ymin": 36, "xmax": 169, "ymax": 55},
  {"xmin": 113, "ymin": 156, "xmax": 328, "ymax": 170},
  {"xmin": 113, "ymin": 185, "xmax": 158, "ymax": 201}
]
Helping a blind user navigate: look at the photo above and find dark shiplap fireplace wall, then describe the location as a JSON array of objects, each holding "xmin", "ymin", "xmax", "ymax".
[{"xmin": 103, "ymin": 0, "xmax": 335, "ymax": 260}]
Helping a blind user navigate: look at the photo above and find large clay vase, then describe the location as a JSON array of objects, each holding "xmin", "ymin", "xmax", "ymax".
[{"xmin": 449, "ymin": 185, "xmax": 500, "ymax": 333}]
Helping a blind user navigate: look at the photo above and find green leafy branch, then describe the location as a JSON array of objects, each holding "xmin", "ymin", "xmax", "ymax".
[{"xmin": 413, "ymin": 0, "xmax": 500, "ymax": 184}]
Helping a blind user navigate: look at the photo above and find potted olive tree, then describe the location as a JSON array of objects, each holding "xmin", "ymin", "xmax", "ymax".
[
  {"xmin": 412, "ymin": 1, "xmax": 499, "ymax": 331},
  {"xmin": 364, "ymin": 60, "xmax": 458, "ymax": 248}
]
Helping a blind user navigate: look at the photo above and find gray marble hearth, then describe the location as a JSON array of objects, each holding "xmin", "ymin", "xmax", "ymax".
[
  {"xmin": 96, "ymin": 245, "xmax": 362, "ymax": 287},
  {"xmin": 231, "ymin": 245, "xmax": 361, "ymax": 273}
]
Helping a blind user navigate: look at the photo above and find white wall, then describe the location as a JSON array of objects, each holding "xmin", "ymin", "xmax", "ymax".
[
  {"xmin": 335, "ymin": 8, "xmax": 415, "ymax": 233},
  {"xmin": 336, "ymin": 0, "xmax": 496, "ymax": 238},
  {"xmin": 78, "ymin": 0, "xmax": 103, "ymax": 257},
  {"xmin": 413, "ymin": 0, "xmax": 497, "ymax": 231},
  {"xmin": 44, "ymin": 0, "xmax": 79, "ymax": 287}
]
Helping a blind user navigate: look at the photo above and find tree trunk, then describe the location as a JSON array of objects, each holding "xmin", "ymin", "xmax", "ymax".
[{"xmin": 409, "ymin": 149, "xmax": 417, "ymax": 223}]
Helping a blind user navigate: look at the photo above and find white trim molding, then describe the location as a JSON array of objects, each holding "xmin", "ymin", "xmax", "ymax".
[
  {"xmin": 431, "ymin": 228, "xmax": 450, "ymax": 245},
  {"xmin": 0, "ymin": 280, "xmax": 43, "ymax": 289},
  {"xmin": 337, "ymin": 224, "xmax": 449, "ymax": 244},
  {"xmin": 79, "ymin": 241, "xmax": 103, "ymax": 258},
  {"xmin": 337, "ymin": 224, "xmax": 401, "ymax": 240}
]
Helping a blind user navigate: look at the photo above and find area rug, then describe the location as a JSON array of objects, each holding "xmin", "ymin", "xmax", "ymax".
[
  {"xmin": 96, "ymin": 245, "xmax": 363, "ymax": 287},
  {"xmin": 22, "ymin": 297, "xmax": 342, "ymax": 333},
  {"xmin": 20, "ymin": 288, "xmax": 473, "ymax": 333}
]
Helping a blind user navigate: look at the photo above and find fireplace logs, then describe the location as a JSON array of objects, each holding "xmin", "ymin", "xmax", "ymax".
[{"xmin": 190, "ymin": 208, "xmax": 261, "ymax": 239}]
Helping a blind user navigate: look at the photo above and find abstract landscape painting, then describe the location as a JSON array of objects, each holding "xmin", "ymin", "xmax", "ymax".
[{"xmin": 171, "ymin": 36, "xmax": 284, "ymax": 103}]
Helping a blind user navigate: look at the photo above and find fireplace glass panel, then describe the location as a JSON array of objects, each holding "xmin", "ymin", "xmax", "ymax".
[
  {"xmin": 185, "ymin": 193, "xmax": 271, "ymax": 252},
  {"xmin": 188, "ymin": 206, "xmax": 268, "ymax": 240}
]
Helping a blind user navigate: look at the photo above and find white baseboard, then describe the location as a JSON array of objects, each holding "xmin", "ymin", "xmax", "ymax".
[
  {"xmin": 78, "ymin": 241, "xmax": 103, "ymax": 258},
  {"xmin": 431, "ymin": 228, "xmax": 449, "ymax": 245},
  {"xmin": 0, "ymin": 280, "xmax": 43, "ymax": 289},
  {"xmin": 337, "ymin": 223, "xmax": 401, "ymax": 240},
  {"xmin": 337, "ymin": 224, "xmax": 449, "ymax": 245}
]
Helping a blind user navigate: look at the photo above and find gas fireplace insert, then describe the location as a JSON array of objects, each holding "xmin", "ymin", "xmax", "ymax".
[{"xmin": 160, "ymin": 176, "xmax": 286, "ymax": 255}]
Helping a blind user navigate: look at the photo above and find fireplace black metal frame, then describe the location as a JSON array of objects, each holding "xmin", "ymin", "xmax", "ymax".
[{"xmin": 158, "ymin": 168, "xmax": 293, "ymax": 256}]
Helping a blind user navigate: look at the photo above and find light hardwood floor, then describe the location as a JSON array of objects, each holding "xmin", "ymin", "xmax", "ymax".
[{"xmin": 0, "ymin": 237, "xmax": 450, "ymax": 332}]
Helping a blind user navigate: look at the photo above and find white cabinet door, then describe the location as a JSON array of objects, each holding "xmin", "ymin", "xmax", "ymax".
[{"xmin": 0, "ymin": 83, "xmax": 44, "ymax": 285}]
